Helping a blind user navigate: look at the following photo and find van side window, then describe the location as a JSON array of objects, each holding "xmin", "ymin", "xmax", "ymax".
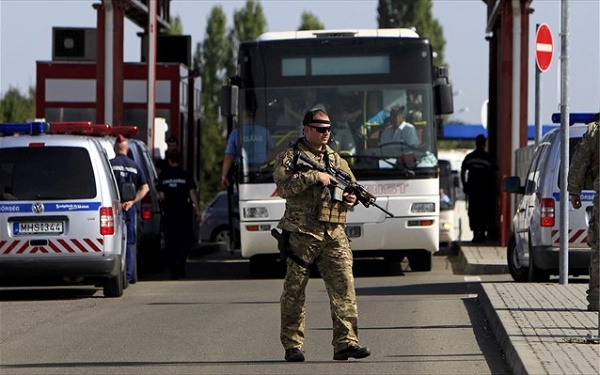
[
  {"xmin": 557, "ymin": 137, "xmax": 583, "ymax": 189},
  {"xmin": 524, "ymin": 144, "xmax": 549, "ymax": 195}
]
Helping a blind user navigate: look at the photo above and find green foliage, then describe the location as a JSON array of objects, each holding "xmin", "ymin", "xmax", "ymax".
[
  {"xmin": 0, "ymin": 86, "xmax": 35, "ymax": 123},
  {"xmin": 192, "ymin": 1, "xmax": 268, "ymax": 204},
  {"xmin": 168, "ymin": 15, "xmax": 184, "ymax": 35},
  {"xmin": 377, "ymin": 0, "xmax": 446, "ymax": 66},
  {"xmin": 232, "ymin": 0, "xmax": 266, "ymax": 42},
  {"xmin": 197, "ymin": 6, "xmax": 232, "ymax": 203},
  {"xmin": 298, "ymin": 11, "xmax": 324, "ymax": 31}
]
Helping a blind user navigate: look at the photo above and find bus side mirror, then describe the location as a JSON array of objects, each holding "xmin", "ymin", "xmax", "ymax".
[
  {"xmin": 434, "ymin": 83, "xmax": 454, "ymax": 115},
  {"xmin": 220, "ymin": 85, "xmax": 239, "ymax": 117}
]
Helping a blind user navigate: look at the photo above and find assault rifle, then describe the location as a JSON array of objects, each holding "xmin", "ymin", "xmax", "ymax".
[{"xmin": 287, "ymin": 152, "xmax": 394, "ymax": 218}]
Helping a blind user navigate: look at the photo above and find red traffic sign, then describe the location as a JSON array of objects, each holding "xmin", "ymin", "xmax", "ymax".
[{"xmin": 535, "ymin": 23, "xmax": 554, "ymax": 72}]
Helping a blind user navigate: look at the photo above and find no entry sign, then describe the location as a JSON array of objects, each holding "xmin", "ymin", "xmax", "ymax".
[{"xmin": 535, "ymin": 23, "xmax": 554, "ymax": 72}]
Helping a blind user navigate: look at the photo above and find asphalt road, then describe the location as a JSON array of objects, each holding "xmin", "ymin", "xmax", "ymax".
[{"xmin": 0, "ymin": 249, "xmax": 513, "ymax": 375}]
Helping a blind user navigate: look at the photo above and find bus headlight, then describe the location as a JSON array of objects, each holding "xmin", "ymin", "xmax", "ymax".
[
  {"xmin": 243, "ymin": 207, "xmax": 268, "ymax": 218},
  {"xmin": 411, "ymin": 202, "xmax": 435, "ymax": 213}
]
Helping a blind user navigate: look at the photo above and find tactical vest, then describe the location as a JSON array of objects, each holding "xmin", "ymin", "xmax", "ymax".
[{"xmin": 294, "ymin": 140, "xmax": 349, "ymax": 224}]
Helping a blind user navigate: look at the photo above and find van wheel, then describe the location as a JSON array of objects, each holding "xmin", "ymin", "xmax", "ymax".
[
  {"xmin": 408, "ymin": 250, "xmax": 432, "ymax": 271},
  {"xmin": 528, "ymin": 250, "xmax": 550, "ymax": 282},
  {"xmin": 507, "ymin": 236, "xmax": 528, "ymax": 282},
  {"xmin": 104, "ymin": 268, "xmax": 124, "ymax": 297}
]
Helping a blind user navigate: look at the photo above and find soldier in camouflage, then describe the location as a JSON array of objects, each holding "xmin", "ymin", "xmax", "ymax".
[
  {"xmin": 273, "ymin": 108, "xmax": 371, "ymax": 362},
  {"xmin": 567, "ymin": 114, "xmax": 600, "ymax": 312}
]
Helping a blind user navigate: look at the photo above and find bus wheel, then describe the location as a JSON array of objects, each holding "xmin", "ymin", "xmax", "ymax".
[
  {"xmin": 249, "ymin": 255, "xmax": 285, "ymax": 278},
  {"xmin": 408, "ymin": 250, "xmax": 432, "ymax": 271}
]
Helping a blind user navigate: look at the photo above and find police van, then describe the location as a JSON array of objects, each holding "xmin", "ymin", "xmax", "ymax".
[
  {"xmin": 503, "ymin": 113, "xmax": 596, "ymax": 282},
  {"xmin": 0, "ymin": 121, "xmax": 134, "ymax": 297}
]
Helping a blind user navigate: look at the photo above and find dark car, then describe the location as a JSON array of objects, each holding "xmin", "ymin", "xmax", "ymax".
[
  {"xmin": 127, "ymin": 139, "xmax": 163, "ymax": 267},
  {"xmin": 98, "ymin": 136, "xmax": 164, "ymax": 275},
  {"xmin": 199, "ymin": 191, "xmax": 239, "ymax": 251}
]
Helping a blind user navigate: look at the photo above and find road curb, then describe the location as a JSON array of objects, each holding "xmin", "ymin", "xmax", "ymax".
[
  {"xmin": 478, "ymin": 284, "xmax": 545, "ymax": 375},
  {"xmin": 458, "ymin": 245, "xmax": 509, "ymax": 275}
]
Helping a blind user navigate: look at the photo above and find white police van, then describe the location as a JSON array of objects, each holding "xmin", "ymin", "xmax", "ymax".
[
  {"xmin": 503, "ymin": 113, "xmax": 596, "ymax": 282},
  {"xmin": 0, "ymin": 121, "xmax": 134, "ymax": 297}
]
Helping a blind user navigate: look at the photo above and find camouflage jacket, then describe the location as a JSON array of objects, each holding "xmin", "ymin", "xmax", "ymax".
[
  {"xmin": 568, "ymin": 121, "xmax": 600, "ymax": 194},
  {"xmin": 273, "ymin": 138, "xmax": 356, "ymax": 239}
]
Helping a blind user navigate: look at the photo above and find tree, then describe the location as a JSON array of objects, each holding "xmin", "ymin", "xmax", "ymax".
[
  {"xmin": 377, "ymin": 0, "xmax": 446, "ymax": 66},
  {"xmin": 298, "ymin": 11, "xmax": 324, "ymax": 31},
  {"xmin": 168, "ymin": 15, "xmax": 184, "ymax": 35},
  {"xmin": 232, "ymin": 0, "xmax": 266, "ymax": 43},
  {"xmin": 0, "ymin": 86, "xmax": 35, "ymax": 123},
  {"xmin": 196, "ymin": 6, "xmax": 232, "ymax": 202},
  {"xmin": 228, "ymin": 0, "xmax": 267, "ymax": 79}
]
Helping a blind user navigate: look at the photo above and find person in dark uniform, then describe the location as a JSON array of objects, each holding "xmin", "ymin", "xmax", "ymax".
[
  {"xmin": 157, "ymin": 150, "xmax": 201, "ymax": 279},
  {"xmin": 460, "ymin": 134, "xmax": 496, "ymax": 242},
  {"xmin": 110, "ymin": 135, "xmax": 150, "ymax": 284},
  {"xmin": 155, "ymin": 135, "xmax": 179, "ymax": 175}
]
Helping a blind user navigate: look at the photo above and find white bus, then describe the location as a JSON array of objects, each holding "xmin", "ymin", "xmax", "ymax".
[{"xmin": 221, "ymin": 29, "xmax": 454, "ymax": 274}]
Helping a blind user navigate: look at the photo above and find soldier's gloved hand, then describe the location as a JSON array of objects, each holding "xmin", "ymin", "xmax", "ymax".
[
  {"xmin": 342, "ymin": 192, "xmax": 357, "ymax": 208},
  {"xmin": 317, "ymin": 172, "xmax": 337, "ymax": 187},
  {"xmin": 570, "ymin": 194, "xmax": 582, "ymax": 209}
]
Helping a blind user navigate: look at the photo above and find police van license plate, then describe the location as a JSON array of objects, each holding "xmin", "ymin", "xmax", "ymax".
[{"xmin": 13, "ymin": 222, "xmax": 64, "ymax": 235}]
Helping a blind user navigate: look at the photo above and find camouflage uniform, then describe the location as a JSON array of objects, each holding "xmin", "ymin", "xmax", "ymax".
[
  {"xmin": 567, "ymin": 120, "xmax": 599, "ymax": 311},
  {"xmin": 273, "ymin": 138, "xmax": 361, "ymax": 353}
]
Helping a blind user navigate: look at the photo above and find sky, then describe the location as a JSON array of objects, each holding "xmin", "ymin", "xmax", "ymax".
[{"xmin": 0, "ymin": 0, "xmax": 599, "ymax": 125}]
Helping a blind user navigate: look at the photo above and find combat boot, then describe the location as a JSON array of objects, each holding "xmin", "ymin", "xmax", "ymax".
[
  {"xmin": 284, "ymin": 348, "xmax": 305, "ymax": 362},
  {"xmin": 333, "ymin": 345, "xmax": 371, "ymax": 360}
]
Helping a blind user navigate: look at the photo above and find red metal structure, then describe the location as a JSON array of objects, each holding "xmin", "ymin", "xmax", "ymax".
[
  {"xmin": 35, "ymin": 0, "xmax": 201, "ymax": 177},
  {"xmin": 484, "ymin": 0, "xmax": 533, "ymax": 246}
]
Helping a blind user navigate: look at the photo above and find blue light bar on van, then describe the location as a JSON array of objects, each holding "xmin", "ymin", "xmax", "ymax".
[
  {"xmin": 551, "ymin": 112, "xmax": 598, "ymax": 125},
  {"xmin": 0, "ymin": 121, "xmax": 48, "ymax": 136}
]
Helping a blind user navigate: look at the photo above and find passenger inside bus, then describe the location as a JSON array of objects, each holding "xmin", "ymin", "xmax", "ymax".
[{"xmin": 379, "ymin": 106, "xmax": 419, "ymax": 150}]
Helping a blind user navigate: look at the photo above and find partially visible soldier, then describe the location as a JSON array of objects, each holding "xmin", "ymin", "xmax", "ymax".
[
  {"xmin": 273, "ymin": 107, "xmax": 371, "ymax": 362},
  {"xmin": 567, "ymin": 112, "xmax": 600, "ymax": 312}
]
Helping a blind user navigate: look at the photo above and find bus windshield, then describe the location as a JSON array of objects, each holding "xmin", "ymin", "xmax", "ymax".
[{"xmin": 237, "ymin": 84, "xmax": 437, "ymax": 183}]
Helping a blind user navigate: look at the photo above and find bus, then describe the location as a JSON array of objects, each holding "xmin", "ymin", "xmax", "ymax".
[{"xmin": 221, "ymin": 29, "xmax": 454, "ymax": 274}]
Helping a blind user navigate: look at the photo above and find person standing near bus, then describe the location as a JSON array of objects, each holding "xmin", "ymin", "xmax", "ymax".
[
  {"xmin": 567, "ymin": 113, "xmax": 600, "ymax": 311},
  {"xmin": 460, "ymin": 134, "xmax": 496, "ymax": 242},
  {"xmin": 221, "ymin": 111, "xmax": 275, "ymax": 189},
  {"xmin": 158, "ymin": 150, "xmax": 201, "ymax": 280},
  {"xmin": 273, "ymin": 107, "xmax": 371, "ymax": 362},
  {"xmin": 110, "ymin": 135, "xmax": 150, "ymax": 284}
]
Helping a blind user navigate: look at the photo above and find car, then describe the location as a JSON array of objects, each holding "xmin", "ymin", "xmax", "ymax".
[
  {"xmin": 503, "ymin": 122, "xmax": 592, "ymax": 282},
  {"xmin": 199, "ymin": 191, "xmax": 239, "ymax": 251},
  {"xmin": 0, "ymin": 121, "xmax": 133, "ymax": 297},
  {"xmin": 438, "ymin": 159, "xmax": 461, "ymax": 244},
  {"xmin": 97, "ymin": 131, "xmax": 164, "ymax": 275}
]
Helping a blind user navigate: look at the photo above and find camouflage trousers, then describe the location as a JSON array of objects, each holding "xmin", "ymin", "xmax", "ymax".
[
  {"xmin": 587, "ymin": 194, "xmax": 599, "ymax": 310},
  {"xmin": 280, "ymin": 228, "xmax": 359, "ymax": 353}
]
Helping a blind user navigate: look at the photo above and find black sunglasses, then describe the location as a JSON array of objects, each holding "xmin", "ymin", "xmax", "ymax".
[{"xmin": 306, "ymin": 125, "xmax": 332, "ymax": 133}]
